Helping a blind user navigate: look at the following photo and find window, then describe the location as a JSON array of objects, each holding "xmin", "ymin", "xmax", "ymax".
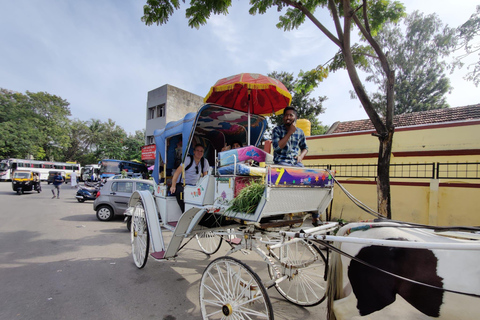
[
  {"xmin": 147, "ymin": 136, "xmax": 154, "ymax": 144},
  {"xmin": 148, "ymin": 107, "xmax": 155, "ymax": 120},
  {"xmin": 112, "ymin": 181, "xmax": 133, "ymax": 193},
  {"xmin": 156, "ymin": 104, "xmax": 165, "ymax": 117},
  {"xmin": 136, "ymin": 182, "xmax": 153, "ymax": 193}
]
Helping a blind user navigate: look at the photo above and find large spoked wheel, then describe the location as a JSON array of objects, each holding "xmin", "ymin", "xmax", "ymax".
[
  {"xmin": 131, "ymin": 201, "xmax": 149, "ymax": 269},
  {"xmin": 200, "ymin": 256, "xmax": 273, "ymax": 320},
  {"xmin": 268, "ymin": 239, "xmax": 327, "ymax": 306},
  {"xmin": 196, "ymin": 231, "xmax": 223, "ymax": 255}
]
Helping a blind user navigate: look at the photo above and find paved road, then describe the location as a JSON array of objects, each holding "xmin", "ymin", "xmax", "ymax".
[{"xmin": 0, "ymin": 182, "xmax": 327, "ymax": 320}]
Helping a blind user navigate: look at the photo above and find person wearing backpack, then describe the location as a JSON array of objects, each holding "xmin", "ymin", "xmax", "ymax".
[{"xmin": 170, "ymin": 144, "xmax": 210, "ymax": 212}]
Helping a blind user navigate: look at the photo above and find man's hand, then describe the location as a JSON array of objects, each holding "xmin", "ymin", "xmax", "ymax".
[
  {"xmin": 287, "ymin": 122, "xmax": 297, "ymax": 135},
  {"xmin": 170, "ymin": 184, "xmax": 176, "ymax": 194}
]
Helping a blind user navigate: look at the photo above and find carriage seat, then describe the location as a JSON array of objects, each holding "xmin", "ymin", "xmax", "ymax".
[{"xmin": 217, "ymin": 146, "xmax": 273, "ymax": 167}]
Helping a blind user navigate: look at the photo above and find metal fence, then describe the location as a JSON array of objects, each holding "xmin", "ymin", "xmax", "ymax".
[{"xmin": 307, "ymin": 162, "xmax": 480, "ymax": 180}]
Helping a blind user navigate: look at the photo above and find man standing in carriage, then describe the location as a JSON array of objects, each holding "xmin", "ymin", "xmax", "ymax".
[{"xmin": 170, "ymin": 144, "xmax": 210, "ymax": 212}]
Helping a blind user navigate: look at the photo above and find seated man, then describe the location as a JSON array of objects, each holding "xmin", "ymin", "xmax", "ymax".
[
  {"xmin": 272, "ymin": 106, "xmax": 308, "ymax": 167},
  {"xmin": 170, "ymin": 144, "xmax": 210, "ymax": 212},
  {"xmin": 273, "ymin": 107, "xmax": 320, "ymax": 225}
]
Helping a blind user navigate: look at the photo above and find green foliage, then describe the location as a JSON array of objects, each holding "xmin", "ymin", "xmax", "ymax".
[
  {"xmin": 0, "ymin": 88, "xmax": 146, "ymax": 166},
  {"xmin": 363, "ymin": 11, "xmax": 456, "ymax": 115},
  {"xmin": 0, "ymin": 89, "xmax": 71, "ymax": 160},
  {"xmin": 226, "ymin": 181, "xmax": 265, "ymax": 214},
  {"xmin": 456, "ymin": 5, "xmax": 480, "ymax": 87},
  {"xmin": 267, "ymin": 70, "xmax": 327, "ymax": 136}
]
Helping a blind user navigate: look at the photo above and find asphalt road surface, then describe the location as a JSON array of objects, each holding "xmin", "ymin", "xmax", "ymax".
[{"xmin": 0, "ymin": 182, "xmax": 328, "ymax": 320}]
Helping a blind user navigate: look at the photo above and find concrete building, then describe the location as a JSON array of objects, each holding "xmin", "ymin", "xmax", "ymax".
[{"xmin": 145, "ymin": 84, "xmax": 204, "ymax": 145}]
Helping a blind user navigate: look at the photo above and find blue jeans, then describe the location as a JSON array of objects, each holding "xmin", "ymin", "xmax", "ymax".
[{"xmin": 276, "ymin": 161, "xmax": 304, "ymax": 167}]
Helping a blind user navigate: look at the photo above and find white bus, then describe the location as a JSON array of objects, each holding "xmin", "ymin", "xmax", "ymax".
[
  {"xmin": 0, "ymin": 158, "xmax": 80, "ymax": 181},
  {"xmin": 81, "ymin": 164, "xmax": 100, "ymax": 182}
]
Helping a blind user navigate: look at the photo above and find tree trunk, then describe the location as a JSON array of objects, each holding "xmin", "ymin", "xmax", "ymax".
[{"xmin": 376, "ymin": 128, "xmax": 394, "ymax": 218}]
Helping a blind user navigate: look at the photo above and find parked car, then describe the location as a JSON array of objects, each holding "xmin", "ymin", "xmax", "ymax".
[{"xmin": 93, "ymin": 178, "xmax": 154, "ymax": 222}]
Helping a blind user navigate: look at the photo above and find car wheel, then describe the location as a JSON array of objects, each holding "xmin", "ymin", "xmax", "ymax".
[
  {"xmin": 96, "ymin": 205, "xmax": 114, "ymax": 221},
  {"xmin": 77, "ymin": 198, "xmax": 85, "ymax": 203}
]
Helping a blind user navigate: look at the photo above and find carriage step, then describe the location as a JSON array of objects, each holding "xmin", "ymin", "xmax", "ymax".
[
  {"xmin": 150, "ymin": 251, "xmax": 166, "ymax": 260},
  {"xmin": 226, "ymin": 237, "xmax": 242, "ymax": 245},
  {"xmin": 167, "ymin": 221, "xmax": 178, "ymax": 227}
]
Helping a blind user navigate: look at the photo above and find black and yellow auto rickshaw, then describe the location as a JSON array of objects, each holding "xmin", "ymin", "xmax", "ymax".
[{"xmin": 11, "ymin": 170, "xmax": 42, "ymax": 194}]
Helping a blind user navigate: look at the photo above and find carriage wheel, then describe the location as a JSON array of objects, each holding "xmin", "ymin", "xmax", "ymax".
[
  {"xmin": 200, "ymin": 256, "xmax": 274, "ymax": 320},
  {"xmin": 267, "ymin": 240, "xmax": 327, "ymax": 306},
  {"xmin": 131, "ymin": 201, "xmax": 149, "ymax": 269},
  {"xmin": 196, "ymin": 231, "xmax": 223, "ymax": 255}
]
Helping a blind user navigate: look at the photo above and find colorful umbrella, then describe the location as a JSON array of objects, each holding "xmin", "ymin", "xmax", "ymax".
[{"xmin": 204, "ymin": 73, "xmax": 292, "ymax": 144}]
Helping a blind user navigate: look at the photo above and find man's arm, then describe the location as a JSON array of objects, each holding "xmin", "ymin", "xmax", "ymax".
[
  {"xmin": 277, "ymin": 124, "xmax": 297, "ymax": 149},
  {"xmin": 297, "ymin": 148, "xmax": 308, "ymax": 163},
  {"xmin": 169, "ymin": 165, "xmax": 183, "ymax": 194}
]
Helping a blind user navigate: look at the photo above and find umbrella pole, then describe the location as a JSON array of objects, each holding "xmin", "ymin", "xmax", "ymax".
[{"xmin": 248, "ymin": 90, "xmax": 251, "ymax": 146}]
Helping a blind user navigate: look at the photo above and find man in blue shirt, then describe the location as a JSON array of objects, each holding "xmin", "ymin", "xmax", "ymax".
[
  {"xmin": 51, "ymin": 172, "xmax": 64, "ymax": 199},
  {"xmin": 272, "ymin": 106, "xmax": 308, "ymax": 167}
]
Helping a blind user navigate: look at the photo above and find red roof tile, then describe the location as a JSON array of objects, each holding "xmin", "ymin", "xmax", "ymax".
[{"xmin": 326, "ymin": 104, "xmax": 480, "ymax": 134}]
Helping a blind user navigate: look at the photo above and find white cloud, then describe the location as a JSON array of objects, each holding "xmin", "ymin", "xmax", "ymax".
[{"xmin": 0, "ymin": 0, "xmax": 478, "ymax": 135}]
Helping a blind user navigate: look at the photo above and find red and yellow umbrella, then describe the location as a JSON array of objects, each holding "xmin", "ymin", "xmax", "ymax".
[{"xmin": 204, "ymin": 73, "xmax": 292, "ymax": 116}]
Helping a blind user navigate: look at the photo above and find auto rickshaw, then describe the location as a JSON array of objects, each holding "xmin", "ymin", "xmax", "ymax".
[{"xmin": 11, "ymin": 170, "xmax": 42, "ymax": 194}]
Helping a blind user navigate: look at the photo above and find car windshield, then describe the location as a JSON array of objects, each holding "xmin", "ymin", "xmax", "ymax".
[
  {"xmin": 0, "ymin": 162, "xmax": 8, "ymax": 171},
  {"xmin": 14, "ymin": 172, "xmax": 30, "ymax": 179}
]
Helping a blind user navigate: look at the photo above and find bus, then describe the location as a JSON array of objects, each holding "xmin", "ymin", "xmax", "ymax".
[
  {"xmin": 0, "ymin": 158, "xmax": 81, "ymax": 181},
  {"xmin": 98, "ymin": 159, "xmax": 148, "ymax": 179},
  {"xmin": 81, "ymin": 164, "xmax": 100, "ymax": 182}
]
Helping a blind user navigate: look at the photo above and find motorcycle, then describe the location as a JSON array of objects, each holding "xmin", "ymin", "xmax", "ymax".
[{"xmin": 75, "ymin": 184, "xmax": 100, "ymax": 202}]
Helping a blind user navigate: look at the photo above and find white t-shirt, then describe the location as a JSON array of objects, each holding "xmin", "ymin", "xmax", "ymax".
[{"xmin": 177, "ymin": 156, "xmax": 210, "ymax": 185}]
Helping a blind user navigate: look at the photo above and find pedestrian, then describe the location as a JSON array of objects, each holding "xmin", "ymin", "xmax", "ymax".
[
  {"xmin": 51, "ymin": 172, "xmax": 63, "ymax": 199},
  {"xmin": 70, "ymin": 171, "xmax": 78, "ymax": 188}
]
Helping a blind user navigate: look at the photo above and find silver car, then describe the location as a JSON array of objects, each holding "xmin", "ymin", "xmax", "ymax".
[{"xmin": 93, "ymin": 178, "xmax": 154, "ymax": 221}]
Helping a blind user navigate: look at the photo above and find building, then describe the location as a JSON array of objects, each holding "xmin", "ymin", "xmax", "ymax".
[
  {"xmin": 145, "ymin": 84, "xmax": 204, "ymax": 145},
  {"xmin": 305, "ymin": 104, "xmax": 480, "ymax": 226},
  {"xmin": 142, "ymin": 84, "xmax": 204, "ymax": 163}
]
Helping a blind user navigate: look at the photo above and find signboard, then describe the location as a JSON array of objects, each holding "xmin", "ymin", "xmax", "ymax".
[{"xmin": 141, "ymin": 144, "xmax": 156, "ymax": 160}]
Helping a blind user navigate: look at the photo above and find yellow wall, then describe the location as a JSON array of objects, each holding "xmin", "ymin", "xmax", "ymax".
[{"xmin": 306, "ymin": 120, "xmax": 480, "ymax": 227}]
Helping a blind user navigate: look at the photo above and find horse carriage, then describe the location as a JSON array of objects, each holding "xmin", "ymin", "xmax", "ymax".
[{"xmin": 129, "ymin": 74, "xmax": 480, "ymax": 319}]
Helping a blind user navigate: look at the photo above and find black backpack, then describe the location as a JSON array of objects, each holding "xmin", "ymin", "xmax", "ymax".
[{"xmin": 184, "ymin": 154, "xmax": 205, "ymax": 174}]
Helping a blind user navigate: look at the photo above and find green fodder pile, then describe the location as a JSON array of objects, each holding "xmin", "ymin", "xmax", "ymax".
[{"xmin": 226, "ymin": 181, "xmax": 265, "ymax": 214}]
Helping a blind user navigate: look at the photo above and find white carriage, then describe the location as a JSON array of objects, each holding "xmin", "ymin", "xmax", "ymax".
[{"xmin": 128, "ymin": 103, "xmax": 337, "ymax": 319}]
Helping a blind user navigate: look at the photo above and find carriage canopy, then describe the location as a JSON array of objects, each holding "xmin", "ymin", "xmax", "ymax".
[{"xmin": 152, "ymin": 104, "xmax": 268, "ymax": 184}]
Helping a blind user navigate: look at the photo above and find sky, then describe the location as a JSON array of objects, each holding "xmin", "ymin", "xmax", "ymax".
[{"xmin": 0, "ymin": 0, "xmax": 478, "ymax": 135}]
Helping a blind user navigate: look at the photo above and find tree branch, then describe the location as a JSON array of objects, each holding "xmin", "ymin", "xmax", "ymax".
[
  {"xmin": 342, "ymin": 0, "xmax": 387, "ymax": 135},
  {"xmin": 281, "ymin": 0, "xmax": 342, "ymax": 48}
]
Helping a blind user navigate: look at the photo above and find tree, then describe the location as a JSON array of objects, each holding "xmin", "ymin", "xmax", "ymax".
[
  {"xmin": 141, "ymin": 0, "xmax": 405, "ymax": 218},
  {"xmin": 95, "ymin": 119, "xmax": 128, "ymax": 160},
  {"xmin": 456, "ymin": 5, "xmax": 480, "ymax": 87},
  {"xmin": 123, "ymin": 130, "xmax": 146, "ymax": 162},
  {"xmin": 0, "ymin": 88, "xmax": 71, "ymax": 160},
  {"xmin": 363, "ymin": 11, "xmax": 456, "ymax": 115},
  {"xmin": 267, "ymin": 71, "xmax": 328, "ymax": 135}
]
